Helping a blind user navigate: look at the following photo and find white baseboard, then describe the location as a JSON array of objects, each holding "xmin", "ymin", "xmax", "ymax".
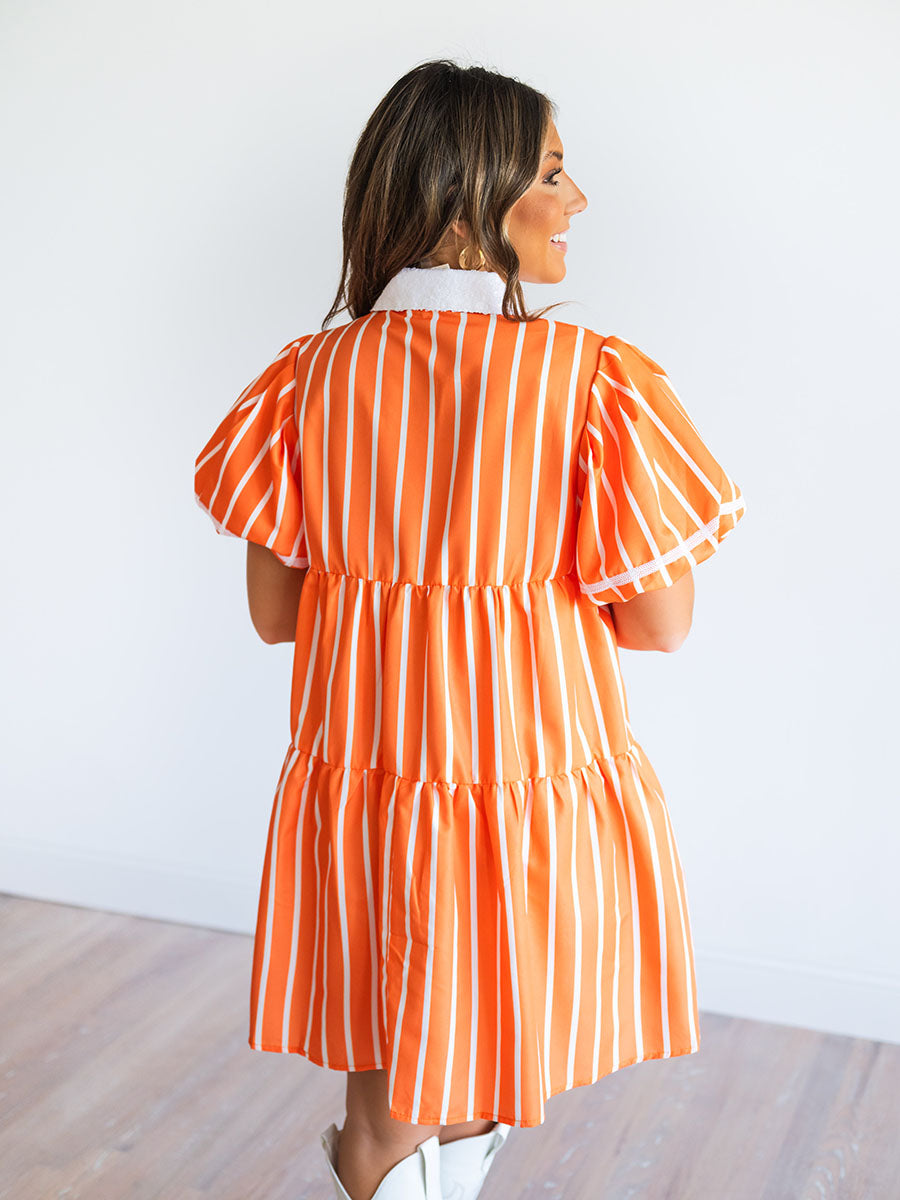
[
  {"xmin": 0, "ymin": 834, "xmax": 259, "ymax": 935},
  {"xmin": 2, "ymin": 834, "xmax": 898, "ymax": 1046},
  {"xmin": 695, "ymin": 947, "xmax": 900, "ymax": 1045}
]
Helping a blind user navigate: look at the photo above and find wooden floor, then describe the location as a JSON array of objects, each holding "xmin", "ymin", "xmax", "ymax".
[{"xmin": 1, "ymin": 894, "xmax": 895, "ymax": 1199}]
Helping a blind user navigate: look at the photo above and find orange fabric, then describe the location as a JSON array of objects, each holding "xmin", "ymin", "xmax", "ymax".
[{"xmin": 194, "ymin": 312, "xmax": 744, "ymax": 1127}]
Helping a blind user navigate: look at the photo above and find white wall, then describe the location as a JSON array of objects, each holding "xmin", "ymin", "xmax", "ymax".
[{"xmin": 2, "ymin": 0, "xmax": 898, "ymax": 1044}]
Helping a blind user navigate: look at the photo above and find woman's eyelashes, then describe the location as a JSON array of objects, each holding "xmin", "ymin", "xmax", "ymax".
[{"xmin": 544, "ymin": 167, "xmax": 562, "ymax": 186}]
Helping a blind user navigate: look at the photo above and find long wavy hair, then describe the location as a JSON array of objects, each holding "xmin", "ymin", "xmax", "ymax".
[{"xmin": 321, "ymin": 60, "xmax": 569, "ymax": 329}]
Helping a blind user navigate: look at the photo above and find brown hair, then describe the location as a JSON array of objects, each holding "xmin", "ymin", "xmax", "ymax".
[{"xmin": 321, "ymin": 60, "xmax": 569, "ymax": 329}]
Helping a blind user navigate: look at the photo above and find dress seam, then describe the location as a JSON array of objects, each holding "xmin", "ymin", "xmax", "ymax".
[
  {"xmin": 286, "ymin": 740, "xmax": 640, "ymax": 788},
  {"xmin": 305, "ymin": 565, "xmax": 576, "ymax": 591}
]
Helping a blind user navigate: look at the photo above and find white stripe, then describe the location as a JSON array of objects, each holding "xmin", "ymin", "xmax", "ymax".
[
  {"xmin": 303, "ymin": 808, "xmax": 325, "ymax": 1057},
  {"xmin": 542, "ymin": 776, "xmax": 558, "ymax": 1090},
  {"xmin": 242, "ymin": 479, "xmax": 274, "ymax": 541},
  {"xmin": 544, "ymin": 580, "xmax": 577, "ymax": 772},
  {"xmin": 360, "ymin": 773, "xmax": 384, "ymax": 1064},
  {"xmin": 579, "ymin": 496, "xmax": 744, "ymax": 595},
  {"xmin": 340, "ymin": 321, "xmax": 369, "ymax": 567},
  {"xmin": 564, "ymin": 777, "xmax": 583, "ymax": 1089},
  {"xmin": 467, "ymin": 317, "xmax": 499, "ymax": 585},
  {"xmin": 294, "ymin": 335, "xmax": 332, "ymax": 566},
  {"xmin": 440, "ymin": 315, "xmax": 467, "ymax": 582},
  {"xmin": 610, "ymin": 838, "xmax": 622, "ymax": 1070},
  {"xmin": 495, "ymin": 322, "xmax": 527, "ymax": 583},
  {"xmin": 584, "ymin": 781, "xmax": 606, "ymax": 1077},
  {"xmin": 285, "ymin": 424, "xmax": 308, "ymax": 565},
  {"xmin": 499, "ymin": 588, "xmax": 526, "ymax": 781},
  {"xmin": 381, "ymin": 782, "xmax": 398, "ymax": 1034},
  {"xmin": 628, "ymin": 755, "xmax": 672, "ymax": 1055},
  {"xmin": 391, "ymin": 314, "xmax": 415, "ymax": 580},
  {"xmin": 441, "ymin": 586, "xmax": 454, "ymax": 783},
  {"xmin": 495, "ymin": 787, "xmax": 523, "ymax": 1121},
  {"xmin": 317, "ymin": 577, "xmax": 347, "ymax": 762},
  {"xmin": 320, "ymin": 323, "xmax": 358, "ymax": 575},
  {"xmin": 597, "ymin": 400, "xmax": 674, "ymax": 590},
  {"xmin": 388, "ymin": 784, "xmax": 422, "ymax": 1100},
  {"xmin": 367, "ymin": 313, "xmax": 391, "ymax": 577},
  {"xmin": 485, "ymin": 591, "xmax": 505, "ymax": 783},
  {"xmin": 654, "ymin": 762, "xmax": 701, "ymax": 1052},
  {"xmin": 522, "ymin": 587, "xmax": 548, "ymax": 779},
  {"xmin": 605, "ymin": 763, "xmax": 642, "ymax": 1061},
  {"xmin": 493, "ymin": 893, "xmax": 502, "ymax": 1116},
  {"xmin": 290, "ymin": 602, "xmax": 324, "ymax": 752},
  {"xmin": 280, "ymin": 753, "xmax": 311, "ymax": 1050},
  {"xmin": 415, "ymin": 314, "xmax": 440, "ymax": 583},
  {"xmin": 411, "ymin": 796, "xmax": 440, "ymax": 1121},
  {"xmin": 395, "ymin": 584, "xmax": 413, "ymax": 776},
  {"xmin": 249, "ymin": 743, "xmax": 301, "ymax": 1049},
  {"xmin": 550, "ymin": 326, "xmax": 585, "ymax": 577},
  {"xmin": 596, "ymin": 362, "xmax": 722, "ymax": 501},
  {"xmin": 520, "ymin": 780, "xmax": 532, "ymax": 916},
  {"xmin": 369, "ymin": 586, "xmax": 384, "ymax": 769},
  {"xmin": 523, "ymin": 322, "xmax": 557, "ymax": 578},
  {"xmin": 654, "ymin": 461, "xmax": 730, "ymax": 552},
  {"xmin": 195, "ymin": 497, "xmax": 309, "ymax": 568},
  {"xmin": 212, "ymin": 392, "xmax": 266, "ymax": 516},
  {"xmin": 321, "ymin": 843, "xmax": 333, "ymax": 1064},
  {"xmin": 335, "ymin": 584, "xmax": 366, "ymax": 1066},
  {"xmin": 463, "ymin": 589, "xmax": 479, "ymax": 781},
  {"xmin": 466, "ymin": 791, "xmax": 479, "ymax": 1118},
  {"xmin": 569, "ymin": 602, "xmax": 613, "ymax": 761},
  {"xmin": 440, "ymin": 883, "xmax": 460, "ymax": 1121}
]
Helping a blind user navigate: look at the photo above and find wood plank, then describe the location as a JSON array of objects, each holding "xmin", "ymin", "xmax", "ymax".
[{"xmin": 2, "ymin": 894, "xmax": 896, "ymax": 1199}]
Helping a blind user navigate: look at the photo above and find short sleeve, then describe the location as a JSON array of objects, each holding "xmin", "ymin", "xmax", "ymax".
[
  {"xmin": 193, "ymin": 340, "xmax": 309, "ymax": 568},
  {"xmin": 574, "ymin": 335, "xmax": 745, "ymax": 605}
]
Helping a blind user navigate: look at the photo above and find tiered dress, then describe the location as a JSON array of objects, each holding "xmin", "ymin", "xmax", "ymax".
[{"xmin": 193, "ymin": 266, "xmax": 744, "ymax": 1128}]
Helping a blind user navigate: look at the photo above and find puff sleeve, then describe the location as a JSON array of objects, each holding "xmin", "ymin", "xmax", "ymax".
[
  {"xmin": 193, "ymin": 340, "xmax": 309, "ymax": 568},
  {"xmin": 574, "ymin": 335, "xmax": 745, "ymax": 605}
]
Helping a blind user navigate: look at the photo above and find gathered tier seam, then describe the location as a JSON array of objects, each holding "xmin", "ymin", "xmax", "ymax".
[
  {"xmin": 286, "ymin": 740, "xmax": 641, "ymax": 789},
  {"xmin": 306, "ymin": 565, "xmax": 578, "ymax": 591}
]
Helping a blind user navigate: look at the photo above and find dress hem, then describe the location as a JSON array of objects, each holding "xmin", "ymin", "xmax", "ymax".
[{"xmin": 247, "ymin": 1037, "xmax": 700, "ymax": 1128}]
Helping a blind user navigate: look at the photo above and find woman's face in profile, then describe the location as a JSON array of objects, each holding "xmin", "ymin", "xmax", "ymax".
[{"xmin": 506, "ymin": 119, "xmax": 588, "ymax": 285}]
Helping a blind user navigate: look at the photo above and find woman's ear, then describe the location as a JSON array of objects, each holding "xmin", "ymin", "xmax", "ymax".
[{"xmin": 450, "ymin": 216, "xmax": 470, "ymax": 243}]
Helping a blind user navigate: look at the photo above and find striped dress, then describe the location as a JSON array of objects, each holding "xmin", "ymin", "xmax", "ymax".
[{"xmin": 193, "ymin": 265, "xmax": 745, "ymax": 1128}]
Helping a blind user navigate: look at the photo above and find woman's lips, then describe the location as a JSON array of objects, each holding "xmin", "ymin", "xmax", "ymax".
[{"xmin": 550, "ymin": 240, "xmax": 567, "ymax": 253}]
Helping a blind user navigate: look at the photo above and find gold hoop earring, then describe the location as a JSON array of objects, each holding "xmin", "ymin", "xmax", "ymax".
[{"xmin": 458, "ymin": 244, "xmax": 486, "ymax": 270}]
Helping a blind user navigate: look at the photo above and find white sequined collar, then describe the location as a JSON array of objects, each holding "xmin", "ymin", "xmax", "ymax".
[{"xmin": 370, "ymin": 264, "xmax": 508, "ymax": 315}]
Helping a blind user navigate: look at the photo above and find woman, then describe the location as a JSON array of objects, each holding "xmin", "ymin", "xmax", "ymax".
[{"xmin": 194, "ymin": 60, "xmax": 745, "ymax": 1200}]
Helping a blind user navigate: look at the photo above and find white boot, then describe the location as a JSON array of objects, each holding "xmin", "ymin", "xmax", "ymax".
[
  {"xmin": 320, "ymin": 1121, "xmax": 443, "ymax": 1199},
  {"xmin": 438, "ymin": 1121, "xmax": 512, "ymax": 1200}
]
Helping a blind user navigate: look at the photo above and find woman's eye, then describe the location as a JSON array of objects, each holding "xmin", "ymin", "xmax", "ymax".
[{"xmin": 544, "ymin": 168, "xmax": 562, "ymax": 187}]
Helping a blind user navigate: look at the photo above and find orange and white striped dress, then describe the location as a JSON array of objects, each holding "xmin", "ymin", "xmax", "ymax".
[{"xmin": 193, "ymin": 265, "xmax": 745, "ymax": 1128}]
